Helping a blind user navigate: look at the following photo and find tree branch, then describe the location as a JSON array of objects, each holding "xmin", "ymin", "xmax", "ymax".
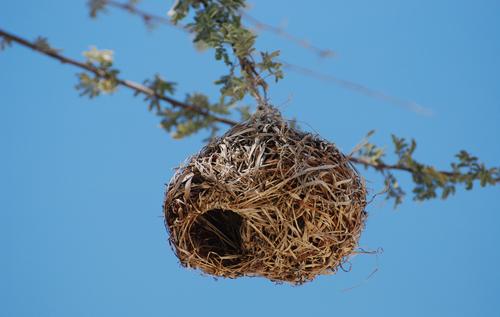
[
  {"xmin": 100, "ymin": 0, "xmax": 431, "ymax": 116},
  {"xmin": 2, "ymin": 27, "xmax": 498, "ymax": 197},
  {"xmin": 282, "ymin": 62, "xmax": 433, "ymax": 116},
  {"xmin": 106, "ymin": 0, "xmax": 335, "ymax": 59},
  {"xmin": 0, "ymin": 28, "xmax": 238, "ymax": 127},
  {"xmin": 240, "ymin": 10, "xmax": 336, "ymax": 59},
  {"xmin": 349, "ymin": 156, "xmax": 453, "ymax": 176},
  {"xmin": 106, "ymin": 0, "xmax": 189, "ymax": 32}
]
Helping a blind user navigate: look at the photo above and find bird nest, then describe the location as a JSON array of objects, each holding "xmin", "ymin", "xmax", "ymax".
[{"xmin": 163, "ymin": 106, "xmax": 367, "ymax": 284}]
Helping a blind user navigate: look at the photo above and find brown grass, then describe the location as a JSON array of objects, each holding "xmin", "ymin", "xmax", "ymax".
[{"xmin": 163, "ymin": 105, "xmax": 367, "ymax": 284}]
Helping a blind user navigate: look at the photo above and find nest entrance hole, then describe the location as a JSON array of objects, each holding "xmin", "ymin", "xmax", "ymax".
[{"xmin": 190, "ymin": 209, "xmax": 244, "ymax": 266}]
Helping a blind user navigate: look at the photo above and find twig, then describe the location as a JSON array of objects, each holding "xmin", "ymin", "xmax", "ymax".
[
  {"xmin": 106, "ymin": 0, "xmax": 188, "ymax": 32},
  {"xmin": 102, "ymin": 1, "xmax": 431, "ymax": 116},
  {"xmin": 0, "ymin": 28, "xmax": 237, "ymax": 127},
  {"xmin": 240, "ymin": 10, "xmax": 336, "ymax": 58},
  {"xmin": 107, "ymin": 1, "xmax": 335, "ymax": 59},
  {"xmin": 349, "ymin": 156, "xmax": 447, "ymax": 175},
  {"xmin": 282, "ymin": 62, "xmax": 433, "ymax": 116}
]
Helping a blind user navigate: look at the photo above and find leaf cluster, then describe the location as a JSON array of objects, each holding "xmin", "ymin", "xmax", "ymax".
[
  {"xmin": 140, "ymin": 74, "xmax": 249, "ymax": 139},
  {"xmin": 76, "ymin": 46, "xmax": 119, "ymax": 97},
  {"xmin": 357, "ymin": 132, "xmax": 499, "ymax": 207},
  {"xmin": 170, "ymin": 0, "xmax": 283, "ymax": 103}
]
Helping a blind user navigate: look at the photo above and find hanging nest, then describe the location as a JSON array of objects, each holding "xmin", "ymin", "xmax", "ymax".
[{"xmin": 163, "ymin": 105, "xmax": 367, "ymax": 284}]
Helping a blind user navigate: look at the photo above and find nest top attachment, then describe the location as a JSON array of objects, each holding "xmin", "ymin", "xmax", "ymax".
[{"xmin": 164, "ymin": 105, "xmax": 367, "ymax": 284}]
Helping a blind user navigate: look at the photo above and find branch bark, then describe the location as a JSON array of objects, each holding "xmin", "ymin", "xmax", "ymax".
[{"xmin": 0, "ymin": 28, "xmax": 238, "ymax": 127}]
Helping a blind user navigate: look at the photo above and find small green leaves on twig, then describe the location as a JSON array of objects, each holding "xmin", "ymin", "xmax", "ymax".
[
  {"xmin": 169, "ymin": 0, "xmax": 283, "ymax": 103},
  {"xmin": 391, "ymin": 136, "xmax": 499, "ymax": 202},
  {"xmin": 453, "ymin": 150, "xmax": 500, "ymax": 189},
  {"xmin": 257, "ymin": 50, "xmax": 283, "ymax": 82},
  {"xmin": 160, "ymin": 93, "xmax": 219, "ymax": 139},
  {"xmin": 355, "ymin": 132, "xmax": 500, "ymax": 207},
  {"xmin": 141, "ymin": 74, "xmax": 177, "ymax": 112},
  {"xmin": 92, "ymin": 1, "xmax": 284, "ymax": 104},
  {"xmin": 0, "ymin": 27, "xmax": 239, "ymax": 133},
  {"xmin": 156, "ymin": 93, "xmax": 227, "ymax": 140},
  {"xmin": 382, "ymin": 172, "xmax": 405, "ymax": 207},
  {"xmin": 215, "ymin": 72, "xmax": 247, "ymax": 102},
  {"xmin": 138, "ymin": 74, "xmax": 247, "ymax": 140},
  {"xmin": 76, "ymin": 46, "xmax": 119, "ymax": 97},
  {"xmin": 76, "ymin": 72, "xmax": 118, "ymax": 97}
]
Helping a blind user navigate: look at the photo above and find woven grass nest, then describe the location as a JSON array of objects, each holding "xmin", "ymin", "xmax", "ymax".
[{"xmin": 163, "ymin": 105, "xmax": 367, "ymax": 284}]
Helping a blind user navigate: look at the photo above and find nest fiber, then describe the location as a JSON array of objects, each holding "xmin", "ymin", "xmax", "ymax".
[{"xmin": 164, "ymin": 106, "xmax": 367, "ymax": 284}]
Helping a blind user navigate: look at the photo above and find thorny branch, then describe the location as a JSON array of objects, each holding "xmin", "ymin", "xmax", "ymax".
[
  {"xmin": 103, "ymin": 0, "xmax": 188, "ymax": 32},
  {"xmin": 105, "ymin": 0, "xmax": 335, "ymax": 58},
  {"xmin": 240, "ymin": 10, "xmax": 336, "ymax": 58},
  {"xmin": 101, "ymin": 0, "xmax": 429, "ymax": 115},
  {"xmin": 0, "ymin": 28, "xmax": 237, "ymax": 127},
  {"xmin": 282, "ymin": 62, "xmax": 433, "ymax": 116}
]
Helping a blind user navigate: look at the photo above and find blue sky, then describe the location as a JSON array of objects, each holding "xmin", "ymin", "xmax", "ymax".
[{"xmin": 1, "ymin": 1, "xmax": 499, "ymax": 316}]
